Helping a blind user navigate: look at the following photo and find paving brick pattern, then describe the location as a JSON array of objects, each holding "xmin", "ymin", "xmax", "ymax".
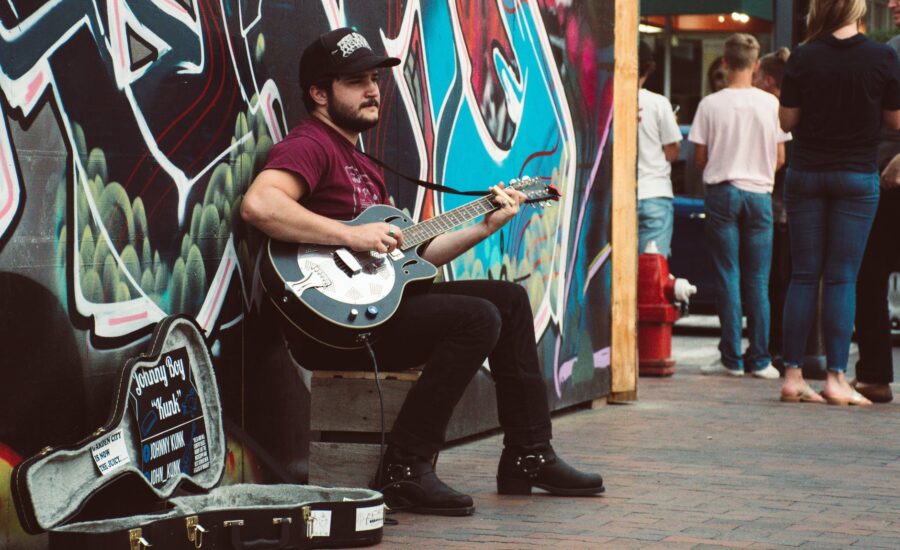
[{"xmin": 378, "ymin": 331, "xmax": 900, "ymax": 548}]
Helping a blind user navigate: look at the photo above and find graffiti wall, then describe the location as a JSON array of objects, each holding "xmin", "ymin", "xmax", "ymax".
[{"xmin": 0, "ymin": 0, "xmax": 614, "ymax": 545}]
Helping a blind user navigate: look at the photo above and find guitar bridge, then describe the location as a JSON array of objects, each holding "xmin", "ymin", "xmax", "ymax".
[{"xmin": 334, "ymin": 248, "xmax": 363, "ymax": 277}]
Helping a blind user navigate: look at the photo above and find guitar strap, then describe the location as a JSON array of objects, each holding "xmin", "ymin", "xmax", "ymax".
[{"xmin": 360, "ymin": 151, "xmax": 486, "ymax": 197}]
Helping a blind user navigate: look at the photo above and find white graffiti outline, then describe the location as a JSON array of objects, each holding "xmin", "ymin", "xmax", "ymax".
[{"xmin": 0, "ymin": 0, "xmax": 287, "ymax": 337}]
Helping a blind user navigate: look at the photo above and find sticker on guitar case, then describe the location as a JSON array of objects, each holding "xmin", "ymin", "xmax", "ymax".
[
  {"xmin": 355, "ymin": 504, "xmax": 384, "ymax": 531},
  {"xmin": 90, "ymin": 428, "xmax": 131, "ymax": 475},
  {"xmin": 309, "ymin": 510, "xmax": 332, "ymax": 537},
  {"xmin": 128, "ymin": 346, "xmax": 210, "ymax": 488}
]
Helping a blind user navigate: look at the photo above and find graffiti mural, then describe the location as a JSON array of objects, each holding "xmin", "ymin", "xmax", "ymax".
[{"xmin": 0, "ymin": 0, "xmax": 614, "ymax": 545}]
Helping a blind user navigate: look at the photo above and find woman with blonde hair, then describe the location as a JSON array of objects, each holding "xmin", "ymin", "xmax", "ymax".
[{"xmin": 778, "ymin": 0, "xmax": 900, "ymax": 405}]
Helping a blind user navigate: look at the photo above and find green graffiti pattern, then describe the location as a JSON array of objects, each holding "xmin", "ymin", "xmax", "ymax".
[{"xmin": 55, "ymin": 97, "xmax": 273, "ymax": 316}]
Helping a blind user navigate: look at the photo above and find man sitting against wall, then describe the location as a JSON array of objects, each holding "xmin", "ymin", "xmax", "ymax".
[{"xmin": 240, "ymin": 27, "xmax": 604, "ymax": 516}]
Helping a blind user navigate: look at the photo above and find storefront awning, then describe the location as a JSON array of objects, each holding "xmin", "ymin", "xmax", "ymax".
[{"xmin": 641, "ymin": 0, "xmax": 773, "ymax": 22}]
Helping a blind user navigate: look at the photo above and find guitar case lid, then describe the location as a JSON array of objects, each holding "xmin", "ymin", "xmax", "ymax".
[{"xmin": 11, "ymin": 315, "xmax": 228, "ymax": 534}]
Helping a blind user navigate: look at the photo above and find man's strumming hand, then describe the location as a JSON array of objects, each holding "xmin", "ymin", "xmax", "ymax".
[{"xmin": 345, "ymin": 222, "xmax": 404, "ymax": 254}]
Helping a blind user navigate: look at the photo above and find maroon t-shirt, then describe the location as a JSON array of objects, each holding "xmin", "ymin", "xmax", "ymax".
[{"xmin": 263, "ymin": 117, "xmax": 387, "ymax": 220}]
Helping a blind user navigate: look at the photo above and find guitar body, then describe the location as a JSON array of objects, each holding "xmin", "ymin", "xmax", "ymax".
[{"xmin": 261, "ymin": 204, "xmax": 439, "ymax": 349}]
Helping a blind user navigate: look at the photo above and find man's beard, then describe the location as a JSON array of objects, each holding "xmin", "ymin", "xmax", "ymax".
[{"xmin": 327, "ymin": 98, "xmax": 379, "ymax": 133}]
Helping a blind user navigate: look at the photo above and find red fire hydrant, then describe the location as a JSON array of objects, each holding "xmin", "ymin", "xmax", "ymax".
[{"xmin": 637, "ymin": 244, "xmax": 696, "ymax": 377}]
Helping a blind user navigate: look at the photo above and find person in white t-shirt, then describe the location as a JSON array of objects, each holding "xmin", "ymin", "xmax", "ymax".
[
  {"xmin": 688, "ymin": 33, "xmax": 790, "ymax": 380},
  {"xmin": 637, "ymin": 41, "xmax": 682, "ymax": 257}
]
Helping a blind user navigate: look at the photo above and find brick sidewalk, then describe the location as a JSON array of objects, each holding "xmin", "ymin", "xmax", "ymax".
[{"xmin": 379, "ymin": 332, "xmax": 900, "ymax": 548}]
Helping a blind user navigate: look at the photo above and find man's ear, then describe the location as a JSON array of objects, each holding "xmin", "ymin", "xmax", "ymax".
[{"xmin": 309, "ymin": 85, "xmax": 328, "ymax": 108}]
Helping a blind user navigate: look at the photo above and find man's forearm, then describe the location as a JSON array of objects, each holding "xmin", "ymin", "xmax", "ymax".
[
  {"xmin": 663, "ymin": 142, "xmax": 680, "ymax": 163},
  {"xmin": 420, "ymin": 224, "xmax": 493, "ymax": 266}
]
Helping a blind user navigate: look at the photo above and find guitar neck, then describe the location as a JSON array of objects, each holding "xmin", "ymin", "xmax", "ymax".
[{"xmin": 401, "ymin": 195, "xmax": 497, "ymax": 250}]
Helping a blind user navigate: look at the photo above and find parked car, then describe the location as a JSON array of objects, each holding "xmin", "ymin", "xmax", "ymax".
[{"xmin": 669, "ymin": 126, "xmax": 715, "ymax": 313}]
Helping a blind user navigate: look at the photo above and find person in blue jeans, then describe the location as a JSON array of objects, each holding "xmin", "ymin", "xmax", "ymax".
[
  {"xmin": 778, "ymin": 0, "xmax": 900, "ymax": 405},
  {"xmin": 637, "ymin": 41, "xmax": 681, "ymax": 257},
  {"xmin": 689, "ymin": 34, "xmax": 788, "ymax": 379}
]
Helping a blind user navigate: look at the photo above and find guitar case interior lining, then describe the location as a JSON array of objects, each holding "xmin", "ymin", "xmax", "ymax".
[{"xmin": 12, "ymin": 315, "xmax": 384, "ymax": 549}]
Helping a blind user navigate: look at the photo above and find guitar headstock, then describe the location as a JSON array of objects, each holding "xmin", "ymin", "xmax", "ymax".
[{"xmin": 508, "ymin": 176, "xmax": 561, "ymax": 205}]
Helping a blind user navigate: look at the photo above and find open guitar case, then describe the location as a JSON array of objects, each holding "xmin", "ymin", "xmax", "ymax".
[{"xmin": 11, "ymin": 315, "xmax": 384, "ymax": 549}]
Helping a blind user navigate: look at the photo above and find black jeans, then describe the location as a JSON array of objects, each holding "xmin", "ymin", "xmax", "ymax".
[
  {"xmin": 855, "ymin": 187, "xmax": 900, "ymax": 385},
  {"xmin": 293, "ymin": 280, "xmax": 553, "ymax": 459}
]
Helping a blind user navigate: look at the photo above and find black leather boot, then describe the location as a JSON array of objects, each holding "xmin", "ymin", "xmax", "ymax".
[
  {"xmin": 372, "ymin": 445, "xmax": 475, "ymax": 516},
  {"xmin": 497, "ymin": 443, "xmax": 604, "ymax": 496}
]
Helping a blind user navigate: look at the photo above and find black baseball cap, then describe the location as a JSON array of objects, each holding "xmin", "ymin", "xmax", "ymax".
[{"xmin": 299, "ymin": 27, "xmax": 401, "ymax": 90}]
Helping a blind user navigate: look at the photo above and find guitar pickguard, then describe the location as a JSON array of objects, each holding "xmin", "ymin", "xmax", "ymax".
[{"xmin": 292, "ymin": 246, "xmax": 397, "ymax": 305}]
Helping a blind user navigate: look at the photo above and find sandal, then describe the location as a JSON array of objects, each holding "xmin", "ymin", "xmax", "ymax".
[
  {"xmin": 780, "ymin": 385, "xmax": 825, "ymax": 403},
  {"xmin": 823, "ymin": 390, "xmax": 873, "ymax": 407}
]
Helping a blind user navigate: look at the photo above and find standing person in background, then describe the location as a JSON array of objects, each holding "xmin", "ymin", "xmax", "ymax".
[
  {"xmin": 637, "ymin": 41, "xmax": 681, "ymax": 257},
  {"xmin": 753, "ymin": 48, "xmax": 792, "ymax": 370},
  {"xmin": 689, "ymin": 34, "xmax": 787, "ymax": 380},
  {"xmin": 853, "ymin": 0, "xmax": 900, "ymax": 404},
  {"xmin": 779, "ymin": 0, "xmax": 900, "ymax": 405},
  {"xmin": 707, "ymin": 56, "xmax": 728, "ymax": 94}
]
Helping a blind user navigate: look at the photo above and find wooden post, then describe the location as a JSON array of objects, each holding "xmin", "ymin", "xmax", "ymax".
[{"xmin": 610, "ymin": 0, "xmax": 639, "ymax": 402}]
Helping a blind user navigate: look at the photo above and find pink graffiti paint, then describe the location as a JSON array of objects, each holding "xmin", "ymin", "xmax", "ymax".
[
  {"xmin": 0, "ymin": 142, "xmax": 15, "ymax": 219},
  {"xmin": 265, "ymin": 101, "xmax": 282, "ymax": 142},
  {"xmin": 202, "ymin": 258, "xmax": 232, "ymax": 329},
  {"xmin": 108, "ymin": 310, "xmax": 150, "ymax": 326},
  {"xmin": 24, "ymin": 72, "xmax": 45, "ymax": 106},
  {"xmin": 161, "ymin": 0, "xmax": 189, "ymax": 16},
  {"xmin": 112, "ymin": 1, "xmax": 127, "ymax": 75}
]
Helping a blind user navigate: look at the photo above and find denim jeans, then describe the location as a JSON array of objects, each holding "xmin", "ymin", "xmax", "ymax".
[
  {"xmin": 783, "ymin": 168, "xmax": 879, "ymax": 373},
  {"xmin": 638, "ymin": 197, "xmax": 674, "ymax": 257},
  {"xmin": 704, "ymin": 183, "xmax": 773, "ymax": 372}
]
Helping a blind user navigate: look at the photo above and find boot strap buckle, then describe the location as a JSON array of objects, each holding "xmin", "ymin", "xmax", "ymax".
[
  {"xmin": 386, "ymin": 464, "xmax": 413, "ymax": 481},
  {"xmin": 517, "ymin": 454, "xmax": 544, "ymax": 475}
]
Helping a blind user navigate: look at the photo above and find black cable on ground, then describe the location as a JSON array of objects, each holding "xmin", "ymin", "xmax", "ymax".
[{"xmin": 363, "ymin": 338, "xmax": 401, "ymax": 525}]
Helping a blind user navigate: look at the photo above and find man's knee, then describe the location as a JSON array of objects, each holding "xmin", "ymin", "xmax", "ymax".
[
  {"xmin": 467, "ymin": 300, "xmax": 502, "ymax": 351},
  {"xmin": 492, "ymin": 280, "xmax": 531, "ymax": 310}
]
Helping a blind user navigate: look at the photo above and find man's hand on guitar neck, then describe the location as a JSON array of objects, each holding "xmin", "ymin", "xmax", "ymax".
[
  {"xmin": 346, "ymin": 222, "xmax": 404, "ymax": 254},
  {"xmin": 483, "ymin": 183, "xmax": 526, "ymax": 234},
  {"xmin": 418, "ymin": 183, "xmax": 525, "ymax": 267}
]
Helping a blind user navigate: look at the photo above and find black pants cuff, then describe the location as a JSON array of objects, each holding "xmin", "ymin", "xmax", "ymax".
[{"xmin": 501, "ymin": 422, "xmax": 553, "ymax": 448}]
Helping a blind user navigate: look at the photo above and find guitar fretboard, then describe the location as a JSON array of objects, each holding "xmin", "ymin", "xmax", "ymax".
[{"xmin": 400, "ymin": 196, "xmax": 497, "ymax": 250}]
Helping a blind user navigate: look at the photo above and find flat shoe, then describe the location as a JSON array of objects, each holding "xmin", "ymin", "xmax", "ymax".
[
  {"xmin": 780, "ymin": 385, "xmax": 824, "ymax": 403},
  {"xmin": 822, "ymin": 390, "xmax": 872, "ymax": 407}
]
